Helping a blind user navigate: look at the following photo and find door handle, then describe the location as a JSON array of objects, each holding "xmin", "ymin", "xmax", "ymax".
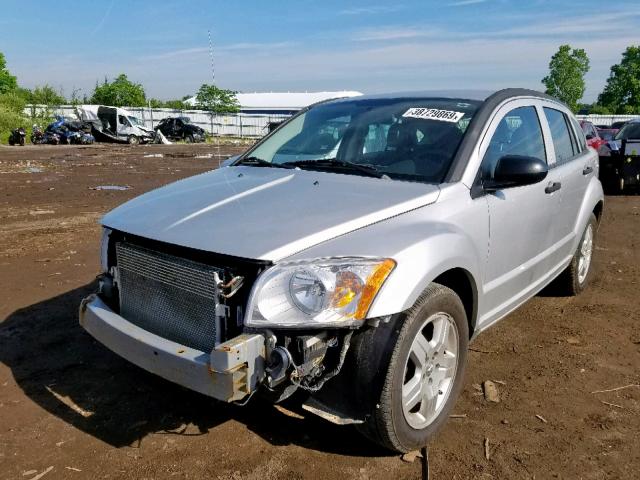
[
  {"xmin": 583, "ymin": 166, "xmax": 594, "ymax": 175},
  {"xmin": 545, "ymin": 181, "xmax": 561, "ymax": 194}
]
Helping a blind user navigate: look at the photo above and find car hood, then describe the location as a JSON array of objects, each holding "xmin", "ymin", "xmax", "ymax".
[
  {"xmin": 186, "ymin": 125, "xmax": 204, "ymax": 134},
  {"xmin": 102, "ymin": 166, "xmax": 440, "ymax": 261}
]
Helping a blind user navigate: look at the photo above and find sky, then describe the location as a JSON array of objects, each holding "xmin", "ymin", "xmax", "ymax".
[{"xmin": 1, "ymin": 0, "xmax": 639, "ymax": 102}]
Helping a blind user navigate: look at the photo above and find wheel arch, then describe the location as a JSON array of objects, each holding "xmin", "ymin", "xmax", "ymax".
[
  {"xmin": 593, "ymin": 199, "xmax": 604, "ymax": 225},
  {"xmin": 432, "ymin": 267, "xmax": 478, "ymax": 338}
]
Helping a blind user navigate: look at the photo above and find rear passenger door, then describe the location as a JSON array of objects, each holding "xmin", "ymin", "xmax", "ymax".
[{"xmin": 540, "ymin": 106, "xmax": 595, "ymax": 266}]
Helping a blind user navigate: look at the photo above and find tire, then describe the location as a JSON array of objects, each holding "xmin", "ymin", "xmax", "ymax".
[
  {"xmin": 355, "ymin": 283, "xmax": 469, "ymax": 452},
  {"xmin": 619, "ymin": 177, "xmax": 624, "ymax": 193},
  {"xmin": 185, "ymin": 134, "xmax": 194, "ymax": 143},
  {"xmin": 554, "ymin": 213, "xmax": 597, "ymax": 296},
  {"xmin": 127, "ymin": 135, "xmax": 139, "ymax": 145}
]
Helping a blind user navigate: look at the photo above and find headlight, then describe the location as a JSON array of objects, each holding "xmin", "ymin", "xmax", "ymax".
[{"xmin": 245, "ymin": 258, "xmax": 395, "ymax": 328}]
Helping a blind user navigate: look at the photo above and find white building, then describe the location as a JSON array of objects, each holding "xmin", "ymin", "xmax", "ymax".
[{"xmin": 185, "ymin": 91, "xmax": 362, "ymax": 115}]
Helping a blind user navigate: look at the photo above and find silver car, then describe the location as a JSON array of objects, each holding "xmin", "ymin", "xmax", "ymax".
[{"xmin": 80, "ymin": 89, "xmax": 603, "ymax": 452}]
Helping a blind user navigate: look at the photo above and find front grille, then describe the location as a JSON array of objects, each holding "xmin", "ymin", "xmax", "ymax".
[{"xmin": 115, "ymin": 242, "xmax": 223, "ymax": 352}]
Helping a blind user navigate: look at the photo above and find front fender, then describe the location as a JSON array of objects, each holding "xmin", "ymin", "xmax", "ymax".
[
  {"xmin": 281, "ymin": 197, "xmax": 486, "ymax": 322},
  {"xmin": 368, "ymin": 227, "xmax": 481, "ymax": 318}
]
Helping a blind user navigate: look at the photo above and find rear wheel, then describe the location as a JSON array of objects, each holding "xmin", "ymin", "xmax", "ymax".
[
  {"xmin": 554, "ymin": 213, "xmax": 597, "ymax": 296},
  {"xmin": 356, "ymin": 283, "xmax": 469, "ymax": 452}
]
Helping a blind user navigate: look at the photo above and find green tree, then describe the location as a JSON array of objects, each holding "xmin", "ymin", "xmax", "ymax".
[
  {"xmin": 195, "ymin": 84, "xmax": 240, "ymax": 114},
  {"xmin": 0, "ymin": 52, "xmax": 18, "ymax": 94},
  {"xmin": 90, "ymin": 74, "xmax": 146, "ymax": 107},
  {"xmin": 148, "ymin": 98, "xmax": 187, "ymax": 109},
  {"xmin": 542, "ymin": 45, "xmax": 590, "ymax": 113},
  {"xmin": 597, "ymin": 46, "xmax": 640, "ymax": 114},
  {"xmin": 30, "ymin": 85, "xmax": 66, "ymax": 105},
  {"xmin": 163, "ymin": 99, "xmax": 188, "ymax": 109}
]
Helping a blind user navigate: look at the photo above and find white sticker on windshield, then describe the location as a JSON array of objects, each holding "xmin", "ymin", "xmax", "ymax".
[{"xmin": 402, "ymin": 108, "xmax": 465, "ymax": 123}]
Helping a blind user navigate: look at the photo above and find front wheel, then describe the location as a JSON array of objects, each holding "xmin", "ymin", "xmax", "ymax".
[
  {"xmin": 127, "ymin": 135, "xmax": 139, "ymax": 145},
  {"xmin": 184, "ymin": 134, "xmax": 194, "ymax": 143},
  {"xmin": 356, "ymin": 283, "xmax": 469, "ymax": 452}
]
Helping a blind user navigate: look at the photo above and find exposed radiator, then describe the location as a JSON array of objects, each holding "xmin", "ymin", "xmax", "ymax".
[{"xmin": 115, "ymin": 242, "xmax": 223, "ymax": 352}]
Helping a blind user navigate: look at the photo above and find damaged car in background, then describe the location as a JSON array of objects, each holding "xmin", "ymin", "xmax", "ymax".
[
  {"xmin": 77, "ymin": 105, "xmax": 158, "ymax": 145},
  {"xmin": 154, "ymin": 116, "xmax": 206, "ymax": 143},
  {"xmin": 80, "ymin": 89, "xmax": 603, "ymax": 452}
]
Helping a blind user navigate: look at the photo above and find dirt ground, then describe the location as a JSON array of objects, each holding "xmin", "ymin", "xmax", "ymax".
[{"xmin": 0, "ymin": 143, "xmax": 638, "ymax": 480}]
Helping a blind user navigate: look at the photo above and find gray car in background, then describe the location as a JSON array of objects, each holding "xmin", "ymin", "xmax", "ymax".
[{"xmin": 79, "ymin": 89, "xmax": 603, "ymax": 452}]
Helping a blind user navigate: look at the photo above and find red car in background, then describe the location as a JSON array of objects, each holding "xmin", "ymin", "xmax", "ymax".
[{"xmin": 580, "ymin": 121, "xmax": 607, "ymax": 151}]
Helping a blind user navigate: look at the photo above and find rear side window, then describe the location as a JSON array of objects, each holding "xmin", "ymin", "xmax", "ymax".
[
  {"xmin": 572, "ymin": 118, "xmax": 587, "ymax": 151},
  {"xmin": 481, "ymin": 106, "xmax": 546, "ymax": 179},
  {"xmin": 544, "ymin": 108, "xmax": 577, "ymax": 164}
]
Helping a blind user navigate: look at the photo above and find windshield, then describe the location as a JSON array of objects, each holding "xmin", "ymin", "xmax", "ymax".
[
  {"xmin": 128, "ymin": 116, "xmax": 143, "ymax": 126},
  {"xmin": 614, "ymin": 122, "xmax": 640, "ymax": 140},
  {"xmin": 242, "ymin": 98, "xmax": 480, "ymax": 183}
]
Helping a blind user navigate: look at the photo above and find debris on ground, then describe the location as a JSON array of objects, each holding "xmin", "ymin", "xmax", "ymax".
[
  {"xmin": 484, "ymin": 437, "xmax": 491, "ymax": 460},
  {"xmin": 401, "ymin": 450, "xmax": 423, "ymax": 463},
  {"xmin": 143, "ymin": 154, "xmax": 164, "ymax": 158},
  {"xmin": 591, "ymin": 384, "xmax": 640, "ymax": 394},
  {"xmin": 44, "ymin": 386, "xmax": 93, "ymax": 418},
  {"xmin": 90, "ymin": 185, "xmax": 131, "ymax": 191},
  {"xmin": 273, "ymin": 404, "xmax": 305, "ymax": 420},
  {"xmin": 27, "ymin": 466, "xmax": 54, "ymax": 480},
  {"xmin": 535, "ymin": 414, "xmax": 548, "ymax": 424},
  {"xmin": 29, "ymin": 210, "xmax": 55, "ymax": 216},
  {"xmin": 566, "ymin": 337, "xmax": 581, "ymax": 345},
  {"xmin": 483, "ymin": 380, "xmax": 500, "ymax": 403}
]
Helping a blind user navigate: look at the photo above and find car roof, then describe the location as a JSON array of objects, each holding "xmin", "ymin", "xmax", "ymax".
[{"xmin": 327, "ymin": 88, "xmax": 558, "ymax": 104}]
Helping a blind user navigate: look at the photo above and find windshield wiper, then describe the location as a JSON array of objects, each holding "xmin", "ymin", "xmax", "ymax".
[
  {"xmin": 282, "ymin": 158, "xmax": 386, "ymax": 178},
  {"xmin": 235, "ymin": 156, "xmax": 295, "ymax": 169}
]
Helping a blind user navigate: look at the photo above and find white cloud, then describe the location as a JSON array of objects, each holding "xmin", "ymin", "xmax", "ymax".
[
  {"xmin": 449, "ymin": 0, "xmax": 487, "ymax": 6},
  {"xmin": 339, "ymin": 6, "xmax": 404, "ymax": 15}
]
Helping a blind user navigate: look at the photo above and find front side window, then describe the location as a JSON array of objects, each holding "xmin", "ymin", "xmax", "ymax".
[
  {"xmin": 544, "ymin": 108, "xmax": 577, "ymax": 164},
  {"xmin": 242, "ymin": 98, "xmax": 481, "ymax": 184},
  {"xmin": 481, "ymin": 106, "xmax": 546, "ymax": 180}
]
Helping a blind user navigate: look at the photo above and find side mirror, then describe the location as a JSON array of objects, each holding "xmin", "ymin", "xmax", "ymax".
[
  {"xmin": 585, "ymin": 134, "xmax": 594, "ymax": 140},
  {"xmin": 484, "ymin": 155, "xmax": 548, "ymax": 191},
  {"xmin": 220, "ymin": 155, "xmax": 239, "ymax": 168}
]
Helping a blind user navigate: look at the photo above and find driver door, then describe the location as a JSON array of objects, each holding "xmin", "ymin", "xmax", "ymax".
[
  {"xmin": 118, "ymin": 115, "xmax": 132, "ymax": 138},
  {"xmin": 478, "ymin": 102, "xmax": 556, "ymax": 324}
]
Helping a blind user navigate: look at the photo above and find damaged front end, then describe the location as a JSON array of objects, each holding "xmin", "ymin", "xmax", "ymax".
[{"xmin": 80, "ymin": 229, "xmax": 394, "ymax": 424}]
